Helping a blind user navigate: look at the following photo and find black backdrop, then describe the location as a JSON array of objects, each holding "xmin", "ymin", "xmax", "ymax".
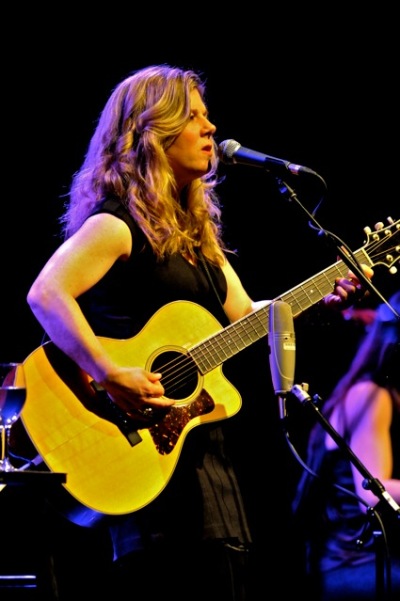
[{"xmin": 2, "ymin": 10, "xmax": 399, "ymax": 594}]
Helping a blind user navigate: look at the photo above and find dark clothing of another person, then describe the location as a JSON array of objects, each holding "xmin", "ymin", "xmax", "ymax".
[{"xmin": 293, "ymin": 385, "xmax": 400, "ymax": 601}]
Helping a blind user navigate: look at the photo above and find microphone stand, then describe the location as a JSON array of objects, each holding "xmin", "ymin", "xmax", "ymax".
[
  {"xmin": 290, "ymin": 383, "xmax": 400, "ymax": 601},
  {"xmin": 274, "ymin": 177, "xmax": 398, "ymax": 313}
]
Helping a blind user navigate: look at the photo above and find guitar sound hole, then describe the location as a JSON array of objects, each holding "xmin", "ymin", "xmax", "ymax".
[{"xmin": 151, "ymin": 351, "xmax": 198, "ymax": 400}]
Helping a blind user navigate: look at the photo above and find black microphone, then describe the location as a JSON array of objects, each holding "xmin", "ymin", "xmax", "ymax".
[
  {"xmin": 218, "ymin": 139, "xmax": 318, "ymax": 177},
  {"xmin": 268, "ymin": 301, "xmax": 296, "ymax": 418}
]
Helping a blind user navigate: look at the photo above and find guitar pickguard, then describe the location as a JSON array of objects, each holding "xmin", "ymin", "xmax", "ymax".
[{"xmin": 150, "ymin": 390, "xmax": 215, "ymax": 455}]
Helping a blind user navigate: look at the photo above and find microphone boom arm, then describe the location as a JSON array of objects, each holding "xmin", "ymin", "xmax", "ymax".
[{"xmin": 274, "ymin": 177, "xmax": 389, "ymax": 307}]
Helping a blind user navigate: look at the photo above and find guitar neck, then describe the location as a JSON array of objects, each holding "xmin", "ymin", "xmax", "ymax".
[{"xmin": 191, "ymin": 247, "xmax": 370, "ymax": 374}]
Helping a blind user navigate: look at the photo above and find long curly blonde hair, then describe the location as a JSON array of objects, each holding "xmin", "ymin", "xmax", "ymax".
[{"xmin": 61, "ymin": 64, "xmax": 228, "ymax": 266}]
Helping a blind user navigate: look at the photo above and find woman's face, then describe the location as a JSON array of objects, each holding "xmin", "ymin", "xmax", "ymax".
[{"xmin": 165, "ymin": 88, "xmax": 216, "ymax": 190}]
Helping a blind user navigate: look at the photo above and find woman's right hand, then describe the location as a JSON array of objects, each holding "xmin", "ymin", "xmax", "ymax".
[{"xmin": 98, "ymin": 366, "xmax": 173, "ymax": 421}]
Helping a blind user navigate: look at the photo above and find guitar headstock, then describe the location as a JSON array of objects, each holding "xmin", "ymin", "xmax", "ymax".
[{"xmin": 363, "ymin": 217, "xmax": 399, "ymax": 274}]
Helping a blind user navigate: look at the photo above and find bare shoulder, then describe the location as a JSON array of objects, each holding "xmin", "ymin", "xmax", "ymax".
[
  {"xmin": 85, "ymin": 211, "xmax": 131, "ymax": 234},
  {"xmin": 76, "ymin": 212, "xmax": 132, "ymax": 258},
  {"xmin": 346, "ymin": 381, "xmax": 392, "ymax": 424}
]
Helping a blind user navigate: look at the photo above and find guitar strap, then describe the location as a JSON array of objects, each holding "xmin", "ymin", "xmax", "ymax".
[{"xmin": 198, "ymin": 251, "xmax": 229, "ymax": 321}]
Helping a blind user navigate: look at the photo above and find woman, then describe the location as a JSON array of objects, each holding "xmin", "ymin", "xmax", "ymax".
[
  {"xmin": 292, "ymin": 290, "xmax": 400, "ymax": 600},
  {"xmin": 27, "ymin": 64, "xmax": 369, "ymax": 599}
]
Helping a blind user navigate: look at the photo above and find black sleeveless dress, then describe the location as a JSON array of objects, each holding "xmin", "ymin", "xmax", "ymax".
[{"xmin": 79, "ymin": 198, "xmax": 252, "ymax": 560}]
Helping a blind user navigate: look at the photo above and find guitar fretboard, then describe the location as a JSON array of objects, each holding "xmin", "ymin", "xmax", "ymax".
[{"xmin": 191, "ymin": 248, "xmax": 369, "ymax": 374}]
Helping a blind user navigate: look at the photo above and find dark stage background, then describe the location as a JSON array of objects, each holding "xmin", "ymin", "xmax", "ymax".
[{"xmin": 1, "ymin": 10, "xmax": 399, "ymax": 596}]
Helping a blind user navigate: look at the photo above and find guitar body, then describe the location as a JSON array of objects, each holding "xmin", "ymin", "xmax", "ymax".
[{"xmin": 21, "ymin": 301, "xmax": 241, "ymax": 523}]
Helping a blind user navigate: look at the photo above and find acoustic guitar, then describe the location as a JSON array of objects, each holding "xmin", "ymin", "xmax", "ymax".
[{"xmin": 20, "ymin": 218, "xmax": 399, "ymax": 525}]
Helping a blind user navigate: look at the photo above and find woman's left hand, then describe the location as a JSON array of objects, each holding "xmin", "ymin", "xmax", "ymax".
[{"xmin": 323, "ymin": 265, "xmax": 374, "ymax": 309}]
